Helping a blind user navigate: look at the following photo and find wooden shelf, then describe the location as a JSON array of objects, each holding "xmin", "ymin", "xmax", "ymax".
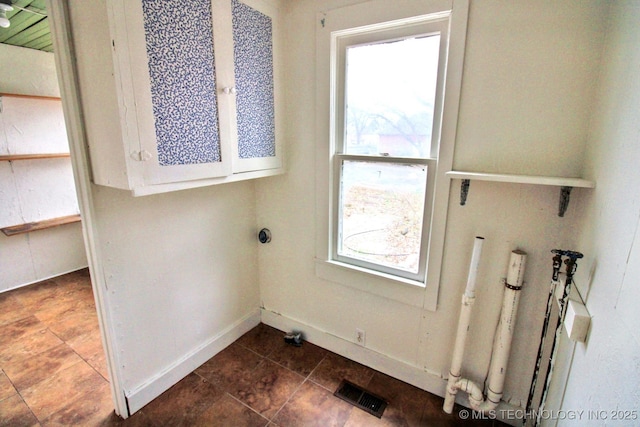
[
  {"xmin": 0, "ymin": 93, "xmax": 61, "ymax": 101},
  {"xmin": 1, "ymin": 214, "xmax": 81, "ymax": 236},
  {"xmin": 0, "ymin": 153, "xmax": 70, "ymax": 161},
  {"xmin": 446, "ymin": 171, "xmax": 596, "ymax": 217},
  {"xmin": 446, "ymin": 171, "xmax": 595, "ymax": 188}
]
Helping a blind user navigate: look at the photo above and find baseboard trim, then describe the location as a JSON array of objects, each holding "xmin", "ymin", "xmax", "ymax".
[
  {"xmin": 260, "ymin": 308, "xmax": 522, "ymax": 426},
  {"xmin": 1, "ymin": 265, "xmax": 89, "ymax": 294},
  {"xmin": 260, "ymin": 309, "xmax": 445, "ymax": 394},
  {"xmin": 124, "ymin": 309, "xmax": 261, "ymax": 415}
]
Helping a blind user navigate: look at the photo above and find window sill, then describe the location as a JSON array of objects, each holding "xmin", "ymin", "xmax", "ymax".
[{"xmin": 314, "ymin": 259, "xmax": 431, "ymax": 309}]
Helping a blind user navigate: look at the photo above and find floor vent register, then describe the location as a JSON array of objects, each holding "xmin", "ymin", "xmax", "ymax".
[{"xmin": 334, "ymin": 379, "xmax": 388, "ymax": 418}]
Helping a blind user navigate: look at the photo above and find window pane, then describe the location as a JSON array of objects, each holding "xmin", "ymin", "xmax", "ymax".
[
  {"xmin": 338, "ymin": 160, "xmax": 427, "ymax": 274},
  {"xmin": 344, "ymin": 35, "xmax": 440, "ymax": 157}
]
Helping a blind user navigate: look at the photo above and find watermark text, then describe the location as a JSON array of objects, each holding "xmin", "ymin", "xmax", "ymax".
[{"xmin": 457, "ymin": 408, "xmax": 638, "ymax": 422}]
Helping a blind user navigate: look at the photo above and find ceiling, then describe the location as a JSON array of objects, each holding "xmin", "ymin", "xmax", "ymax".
[{"xmin": 0, "ymin": 0, "xmax": 51, "ymax": 52}]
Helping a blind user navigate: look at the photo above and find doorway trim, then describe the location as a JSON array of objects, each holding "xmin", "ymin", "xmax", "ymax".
[{"xmin": 45, "ymin": 0, "xmax": 128, "ymax": 418}]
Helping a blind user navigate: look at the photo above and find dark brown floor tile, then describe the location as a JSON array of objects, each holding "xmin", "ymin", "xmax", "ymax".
[
  {"xmin": 0, "ymin": 329, "xmax": 64, "ymax": 367},
  {"xmin": 14, "ymin": 281, "xmax": 95, "ymax": 339},
  {"xmin": 21, "ymin": 360, "xmax": 108, "ymax": 421},
  {"xmin": 66, "ymin": 330, "xmax": 108, "ymax": 379},
  {"xmin": 19, "ymin": 272, "xmax": 95, "ymax": 326},
  {"xmin": 419, "ymin": 400, "xmax": 489, "ymax": 427},
  {"xmin": 0, "ymin": 293, "xmax": 29, "ymax": 327},
  {"xmin": 421, "ymin": 396, "xmax": 460, "ymax": 427},
  {"xmin": 309, "ymin": 352, "xmax": 376, "ymax": 392},
  {"xmin": 33, "ymin": 293, "xmax": 95, "ymax": 326},
  {"xmin": 0, "ymin": 371, "xmax": 16, "ymax": 401},
  {"xmin": 344, "ymin": 397, "xmax": 473, "ymax": 427},
  {"xmin": 194, "ymin": 393, "xmax": 269, "ymax": 426},
  {"xmin": 272, "ymin": 380, "xmax": 353, "ymax": 427},
  {"xmin": 93, "ymin": 410, "xmax": 152, "ymax": 427},
  {"xmin": 42, "ymin": 380, "xmax": 113, "ymax": 426},
  {"xmin": 0, "ymin": 316, "xmax": 47, "ymax": 349},
  {"xmin": 1, "ymin": 272, "xmax": 503, "ymax": 427},
  {"xmin": 141, "ymin": 372, "xmax": 225, "ymax": 426},
  {"xmin": 30, "ymin": 279, "xmax": 95, "ymax": 318},
  {"xmin": 11, "ymin": 279, "xmax": 59, "ymax": 309},
  {"xmin": 361, "ymin": 372, "xmax": 497, "ymax": 427},
  {"xmin": 236, "ymin": 323, "xmax": 284, "ymax": 357},
  {"xmin": 66, "ymin": 327, "xmax": 104, "ymax": 360},
  {"xmin": 231, "ymin": 359, "xmax": 305, "ymax": 419},
  {"xmin": 0, "ymin": 394, "xmax": 39, "ymax": 427},
  {"xmin": 87, "ymin": 349, "xmax": 110, "ymax": 381},
  {"xmin": 3, "ymin": 343, "xmax": 83, "ymax": 391},
  {"xmin": 344, "ymin": 407, "xmax": 393, "ymax": 426},
  {"xmin": 46, "ymin": 306, "xmax": 100, "ymax": 342},
  {"xmin": 51, "ymin": 268, "xmax": 91, "ymax": 288},
  {"xmin": 268, "ymin": 339, "xmax": 328, "ymax": 377},
  {"xmin": 56, "ymin": 283, "xmax": 95, "ymax": 310},
  {"xmin": 195, "ymin": 342, "xmax": 263, "ymax": 391},
  {"xmin": 363, "ymin": 372, "xmax": 433, "ymax": 427}
]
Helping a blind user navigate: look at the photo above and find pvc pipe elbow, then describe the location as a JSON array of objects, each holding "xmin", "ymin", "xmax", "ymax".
[
  {"xmin": 457, "ymin": 378, "xmax": 483, "ymax": 403},
  {"xmin": 455, "ymin": 378, "xmax": 499, "ymax": 413}
]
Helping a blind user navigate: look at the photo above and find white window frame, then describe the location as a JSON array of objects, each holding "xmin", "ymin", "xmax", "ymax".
[
  {"xmin": 332, "ymin": 19, "xmax": 446, "ymax": 283},
  {"xmin": 315, "ymin": 0, "xmax": 468, "ymax": 311}
]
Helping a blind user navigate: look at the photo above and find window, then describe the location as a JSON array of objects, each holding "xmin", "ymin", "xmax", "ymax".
[
  {"xmin": 316, "ymin": 0, "xmax": 468, "ymax": 309},
  {"xmin": 334, "ymin": 26, "xmax": 443, "ymax": 283}
]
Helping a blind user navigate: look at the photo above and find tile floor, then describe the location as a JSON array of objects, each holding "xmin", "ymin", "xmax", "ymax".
[
  {"xmin": 0, "ymin": 269, "xmax": 110, "ymax": 426},
  {"xmin": 1, "ymin": 269, "xmax": 505, "ymax": 426}
]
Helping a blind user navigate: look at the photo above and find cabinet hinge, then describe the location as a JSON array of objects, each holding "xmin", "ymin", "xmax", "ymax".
[{"xmin": 130, "ymin": 150, "xmax": 152, "ymax": 161}]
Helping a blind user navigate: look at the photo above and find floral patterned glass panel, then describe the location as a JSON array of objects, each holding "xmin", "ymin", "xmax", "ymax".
[
  {"xmin": 141, "ymin": 0, "xmax": 221, "ymax": 166},
  {"xmin": 232, "ymin": 0, "xmax": 276, "ymax": 159}
]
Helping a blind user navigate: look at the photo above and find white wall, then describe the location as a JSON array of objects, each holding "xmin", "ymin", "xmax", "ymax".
[
  {"xmin": 0, "ymin": 43, "xmax": 60, "ymax": 97},
  {"xmin": 547, "ymin": 2, "xmax": 640, "ymax": 425},
  {"xmin": 91, "ymin": 182, "xmax": 260, "ymax": 410},
  {"xmin": 257, "ymin": 0, "xmax": 608, "ymax": 418},
  {"xmin": 0, "ymin": 44, "xmax": 87, "ymax": 292}
]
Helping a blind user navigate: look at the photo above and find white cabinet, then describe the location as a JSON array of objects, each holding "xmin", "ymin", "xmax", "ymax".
[{"xmin": 85, "ymin": 0, "xmax": 282, "ymax": 195}]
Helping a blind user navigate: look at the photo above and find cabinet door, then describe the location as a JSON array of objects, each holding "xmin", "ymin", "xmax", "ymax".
[
  {"xmin": 229, "ymin": 0, "xmax": 282, "ymax": 173},
  {"xmin": 111, "ymin": 0, "xmax": 233, "ymax": 185}
]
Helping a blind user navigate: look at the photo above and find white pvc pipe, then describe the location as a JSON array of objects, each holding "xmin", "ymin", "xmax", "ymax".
[
  {"xmin": 444, "ymin": 248, "xmax": 527, "ymax": 414},
  {"xmin": 443, "ymin": 236, "xmax": 485, "ymax": 414},
  {"xmin": 464, "ymin": 236, "xmax": 485, "ymax": 299},
  {"xmin": 483, "ymin": 250, "xmax": 526, "ymax": 409}
]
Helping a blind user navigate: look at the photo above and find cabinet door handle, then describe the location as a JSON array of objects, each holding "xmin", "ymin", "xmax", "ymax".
[
  {"xmin": 222, "ymin": 87, "xmax": 237, "ymax": 95},
  {"xmin": 130, "ymin": 150, "xmax": 152, "ymax": 161}
]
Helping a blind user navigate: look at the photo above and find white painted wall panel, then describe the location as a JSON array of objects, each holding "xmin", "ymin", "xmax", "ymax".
[
  {"xmin": 0, "ymin": 222, "xmax": 86, "ymax": 291},
  {"xmin": 1, "ymin": 96, "xmax": 69, "ymax": 154},
  {"xmin": 546, "ymin": 2, "xmax": 640, "ymax": 424},
  {"xmin": 615, "ymin": 224, "xmax": 640, "ymax": 344},
  {"xmin": 10, "ymin": 159, "xmax": 79, "ymax": 224},
  {"xmin": 454, "ymin": 1, "xmax": 606, "ymax": 178},
  {"xmin": 0, "ymin": 162, "xmax": 22, "ymax": 227},
  {"xmin": 27, "ymin": 223, "xmax": 87, "ymax": 281},
  {"xmin": 0, "ymin": 233, "xmax": 35, "ymax": 288},
  {"xmin": 0, "ymin": 46, "xmax": 87, "ymax": 292},
  {"xmin": 0, "ymin": 44, "xmax": 60, "ymax": 97},
  {"xmin": 91, "ymin": 182, "xmax": 260, "ymax": 398}
]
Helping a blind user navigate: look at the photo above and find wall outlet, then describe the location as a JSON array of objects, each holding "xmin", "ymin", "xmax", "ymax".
[{"xmin": 355, "ymin": 328, "xmax": 366, "ymax": 346}]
